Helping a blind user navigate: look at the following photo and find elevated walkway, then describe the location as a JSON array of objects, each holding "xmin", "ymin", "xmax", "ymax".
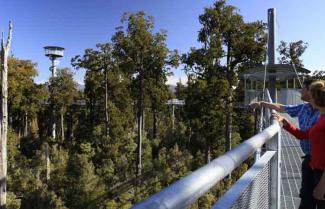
[
  {"xmin": 280, "ymin": 116, "xmax": 303, "ymax": 209},
  {"xmin": 131, "ymin": 90, "xmax": 306, "ymax": 209}
]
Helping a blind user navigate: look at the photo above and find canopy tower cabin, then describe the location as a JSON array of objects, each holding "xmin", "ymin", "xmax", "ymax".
[{"xmin": 242, "ymin": 64, "xmax": 310, "ymax": 106}]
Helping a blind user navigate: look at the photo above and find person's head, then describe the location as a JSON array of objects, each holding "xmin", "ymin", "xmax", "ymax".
[
  {"xmin": 309, "ymin": 80, "xmax": 325, "ymax": 108},
  {"xmin": 300, "ymin": 79, "xmax": 315, "ymax": 101}
]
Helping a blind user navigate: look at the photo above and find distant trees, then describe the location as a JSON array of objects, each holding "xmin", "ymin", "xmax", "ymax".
[
  {"xmin": 179, "ymin": 2, "xmax": 268, "ymax": 206},
  {"xmin": 8, "ymin": 57, "xmax": 49, "ymax": 137},
  {"xmin": 3, "ymin": 2, "xmax": 284, "ymax": 209},
  {"xmin": 72, "ymin": 43, "xmax": 116, "ymax": 141},
  {"xmin": 183, "ymin": 0, "xmax": 266, "ymax": 163},
  {"xmin": 311, "ymin": 70, "xmax": 325, "ymax": 79},
  {"xmin": 49, "ymin": 68, "xmax": 77, "ymax": 143},
  {"xmin": 277, "ymin": 40, "xmax": 308, "ymax": 68},
  {"xmin": 112, "ymin": 11, "xmax": 179, "ymax": 176},
  {"xmin": 72, "ymin": 40, "xmax": 137, "ymax": 206}
]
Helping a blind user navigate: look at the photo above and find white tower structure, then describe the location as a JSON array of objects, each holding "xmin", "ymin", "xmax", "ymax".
[
  {"xmin": 43, "ymin": 46, "xmax": 64, "ymax": 180},
  {"xmin": 44, "ymin": 46, "xmax": 65, "ymax": 140},
  {"xmin": 44, "ymin": 46, "xmax": 65, "ymax": 77}
]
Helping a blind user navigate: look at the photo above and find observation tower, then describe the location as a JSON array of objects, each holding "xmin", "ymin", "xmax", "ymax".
[{"xmin": 44, "ymin": 46, "xmax": 65, "ymax": 77}]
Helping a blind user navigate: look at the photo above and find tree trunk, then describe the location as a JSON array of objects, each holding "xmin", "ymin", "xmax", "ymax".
[
  {"xmin": 205, "ymin": 138, "xmax": 211, "ymax": 163},
  {"xmin": 46, "ymin": 105, "xmax": 55, "ymax": 181},
  {"xmin": 136, "ymin": 53, "xmax": 146, "ymax": 184},
  {"xmin": 52, "ymin": 108, "xmax": 56, "ymax": 140},
  {"xmin": 45, "ymin": 143, "xmax": 50, "ymax": 180},
  {"xmin": 18, "ymin": 116, "xmax": 22, "ymax": 138},
  {"xmin": 153, "ymin": 108, "xmax": 157, "ymax": 139},
  {"xmin": 0, "ymin": 21, "xmax": 12, "ymax": 209},
  {"xmin": 152, "ymin": 107, "xmax": 158, "ymax": 160},
  {"xmin": 66, "ymin": 111, "xmax": 73, "ymax": 141},
  {"xmin": 61, "ymin": 108, "xmax": 64, "ymax": 142},
  {"xmin": 142, "ymin": 109, "xmax": 145, "ymax": 131},
  {"xmin": 172, "ymin": 105, "xmax": 175, "ymax": 130},
  {"xmin": 24, "ymin": 112, "xmax": 28, "ymax": 137},
  {"xmin": 31, "ymin": 117, "xmax": 39, "ymax": 136},
  {"xmin": 225, "ymin": 106, "xmax": 232, "ymax": 152},
  {"xmin": 137, "ymin": 77, "xmax": 143, "ymax": 178},
  {"xmin": 104, "ymin": 68, "xmax": 109, "ymax": 141},
  {"xmin": 187, "ymin": 127, "xmax": 192, "ymax": 148},
  {"xmin": 225, "ymin": 44, "xmax": 233, "ymax": 153},
  {"xmin": 88, "ymin": 93, "xmax": 94, "ymax": 139}
]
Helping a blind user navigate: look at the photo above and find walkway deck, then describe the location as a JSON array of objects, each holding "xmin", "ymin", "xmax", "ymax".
[{"xmin": 280, "ymin": 116, "xmax": 303, "ymax": 209}]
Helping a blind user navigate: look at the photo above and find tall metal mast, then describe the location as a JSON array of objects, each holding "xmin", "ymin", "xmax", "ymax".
[{"xmin": 268, "ymin": 8, "xmax": 277, "ymax": 102}]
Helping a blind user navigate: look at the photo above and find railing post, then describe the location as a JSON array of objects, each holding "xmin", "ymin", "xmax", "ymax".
[
  {"xmin": 277, "ymin": 129, "xmax": 281, "ymax": 209},
  {"xmin": 265, "ymin": 117, "xmax": 281, "ymax": 209},
  {"xmin": 254, "ymin": 107, "xmax": 264, "ymax": 162}
]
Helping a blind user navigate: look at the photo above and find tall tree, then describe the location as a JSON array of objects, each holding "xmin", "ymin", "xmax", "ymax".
[
  {"xmin": 0, "ymin": 21, "xmax": 12, "ymax": 209},
  {"xmin": 49, "ymin": 68, "xmax": 77, "ymax": 143},
  {"xmin": 72, "ymin": 48, "xmax": 103, "ymax": 141},
  {"xmin": 7, "ymin": 57, "xmax": 48, "ymax": 137},
  {"xmin": 175, "ymin": 80, "xmax": 186, "ymax": 100},
  {"xmin": 72, "ymin": 41, "xmax": 137, "ymax": 204},
  {"xmin": 72, "ymin": 43, "xmax": 116, "ymax": 141},
  {"xmin": 198, "ymin": 0, "xmax": 266, "ymax": 154},
  {"xmin": 145, "ymin": 35, "xmax": 179, "ymax": 159},
  {"xmin": 112, "ymin": 11, "xmax": 161, "ymax": 177},
  {"xmin": 277, "ymin": 40, "xmax": 308, "ymax": 68},
  {"xmin": 183, "ymin": 0, "xmax": 266, "ymax": 162}
]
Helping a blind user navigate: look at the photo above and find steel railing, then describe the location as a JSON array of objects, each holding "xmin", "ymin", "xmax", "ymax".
[
  {"xmin": 212, "ymin": 151, "xmax": 276, "ymax": 209},
  {"xmin": 131, "ymin": 89, "xmax": 281, "ymax": 209}
]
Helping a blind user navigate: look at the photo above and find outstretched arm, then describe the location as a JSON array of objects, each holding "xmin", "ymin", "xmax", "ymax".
[
  {"xmin": 273, "ymin": 113, "xmax": 309, "ymax": 140},
  {"xmin": 250, "ymin": 101, "xmax": 285, "ymax": 112}
]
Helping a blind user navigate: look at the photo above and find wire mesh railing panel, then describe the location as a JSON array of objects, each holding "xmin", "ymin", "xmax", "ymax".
[
  {"xmin": 212, "ymin": 151, "xmax": 275, "ymax": 209},
  {"xmin": 229, "ymin": 160, "xmax": 271, "ymax": 209}
]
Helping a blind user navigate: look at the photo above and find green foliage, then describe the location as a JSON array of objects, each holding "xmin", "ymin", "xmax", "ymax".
[
  {"xmin": 64, "ymin": 152, "xmax": 107, "ymax": 209},
  {"xmin": 20, "ymin": 187, "xmax": 68, "ymax": 209},
  {"xmin": 6, "ymin": 3, "xmax": 273, "ymax": 209},
  {"xmin": 8, "ymin": 57, "xmax": 38, "ymax": 112},
  {"xmin": 8, "ymin": 56, "xmax": 49, "ymax": 136},
  {"xmin": 311, "ymin": 70, "xmax": 325, "ymax": 79},
  {"xmin": 7, "ymin": 192, "xmax": 21, "ymax": 209},
  {"xmin": 277, "ymin": 40, "xmax": 308, "ymax": 68},
  {"xmin": 233, "ymin": 109, "xmax": 255, "ymax": 140},
  {"xmin": 49, "ymin": 68, "xmax": 77, "ymax": 112}
]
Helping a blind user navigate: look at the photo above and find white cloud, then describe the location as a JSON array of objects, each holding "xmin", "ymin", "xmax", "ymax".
[
  {"xmin": 34, "ymin": 79, "xmax": 47, "ymax": 84},
  {"xmin": 166, "ymin": 75, "xmax": 188, "ymax": 86}
]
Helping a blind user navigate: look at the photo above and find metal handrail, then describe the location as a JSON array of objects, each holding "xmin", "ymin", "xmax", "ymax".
[
  {"xmin": 212, "ymin": 151, "xmax": 277, "ymax": 209},
  {"xmin": 132, "ymin": 123, "xmax": 280, "ymax": 208},
  {"xmin": 131, "ymin": 89, "xmax": 281, "ymax": 209}
]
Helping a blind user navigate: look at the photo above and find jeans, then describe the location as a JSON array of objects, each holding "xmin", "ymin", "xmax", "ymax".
[
  {"xmin": 313, "ymin": 169, "xmax": 325, "ymax": 209},
  {"xmin": 299, "ymin": 155, "xmax": 316, "ymax": 209}
]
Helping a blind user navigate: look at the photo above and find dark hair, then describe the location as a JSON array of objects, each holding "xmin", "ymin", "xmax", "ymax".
[
  {"xmin": 303, "ymin": 79, "xmax": 316, "ymax": 89},
  {"xmin": 310, "ymin": 80, "xmax": 325, "ymax": 107}
]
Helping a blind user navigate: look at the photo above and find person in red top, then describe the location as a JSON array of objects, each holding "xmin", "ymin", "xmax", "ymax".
[{"xmin": 274, "ymin": 80, "xmax": 325, "ymax": 209}]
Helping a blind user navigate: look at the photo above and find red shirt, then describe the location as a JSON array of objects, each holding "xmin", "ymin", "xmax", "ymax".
[{"xmin": 283, "ymin": 114, "xmax": 325, "ymax": 170}]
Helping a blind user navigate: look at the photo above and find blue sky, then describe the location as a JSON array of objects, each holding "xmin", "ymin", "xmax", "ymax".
[{"xmin": 1, "ymin": 0, "xmax": 325, "ymax": 85}]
